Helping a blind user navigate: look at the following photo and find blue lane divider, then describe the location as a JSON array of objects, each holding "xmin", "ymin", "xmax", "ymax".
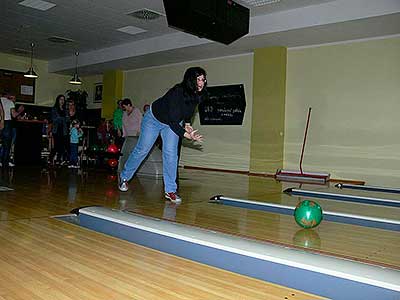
[
  {"xmin": 336, "ymin": 183, "xmax": 400, "ymax": 194},
  {"xmin": 285, "ymin": 188, "xmax": 400, "ymax": 208},
  {"xmin": 209, "ymin": 195, "xmax": 400, "ymax": 232}
]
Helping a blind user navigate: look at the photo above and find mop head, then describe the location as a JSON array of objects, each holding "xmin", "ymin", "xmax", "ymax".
[{"xmin": 275, "ymin": 169, "xmax": 330, "ymax": 184}]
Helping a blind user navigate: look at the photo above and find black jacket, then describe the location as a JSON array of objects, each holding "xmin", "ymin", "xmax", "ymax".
[{"xmin": 151, "ymin": 85, "xmax": 201, "ymax": 137}]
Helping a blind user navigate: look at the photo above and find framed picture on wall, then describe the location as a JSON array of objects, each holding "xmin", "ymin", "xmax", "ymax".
[{"xmin": 94, "ymin": 83, "xmax": 103, "ymax": 103}]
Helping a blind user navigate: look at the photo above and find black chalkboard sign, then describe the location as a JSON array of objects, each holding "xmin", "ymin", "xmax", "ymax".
[{"xmin": 198, "ymin": 84, "xmax": 246, "ymax": 125}]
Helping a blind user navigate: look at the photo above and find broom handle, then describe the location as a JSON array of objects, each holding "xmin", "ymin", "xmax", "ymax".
[{"xmin": 299, "ymin": 107, "xmax": 312, "ymax": 174}]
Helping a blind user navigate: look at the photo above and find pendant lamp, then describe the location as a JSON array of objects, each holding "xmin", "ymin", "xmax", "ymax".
[
  {"xmin": 24, "ymin": 42, "xmax": 38, "ymax": 78},
  {"xmin": 69, "ymin": 51, "xmax": 82, "ymax": 85}
]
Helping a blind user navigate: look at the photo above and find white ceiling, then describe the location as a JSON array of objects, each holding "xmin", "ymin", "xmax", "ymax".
[{"xmin": 1, "ymin": 0, "xmax": 399, "ymax": 75}]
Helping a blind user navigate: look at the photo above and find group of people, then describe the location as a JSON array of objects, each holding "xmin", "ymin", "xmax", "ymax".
[
  {"xmin": 2, "ymin": 66, "xmax": 208, "ymax": 205},
  {"xmin": 117, "ymin": 66, "xmax": 207, "ymax": 204},
  {"xmin": 48, "ymin": 94, "xmax": 83, "ymax": 168},
  {"xmin": 0, "ymin": 92, "xmax": 82, "ymax": 169}
]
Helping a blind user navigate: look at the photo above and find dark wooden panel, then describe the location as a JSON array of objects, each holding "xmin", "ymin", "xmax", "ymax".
[{"xmin": 0, "ymin": 69, "xmax": 36, "ymax": 103}]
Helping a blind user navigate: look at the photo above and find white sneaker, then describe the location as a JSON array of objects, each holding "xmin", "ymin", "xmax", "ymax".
[
  {"xmin": 164, "ymin": 192, "xmax": 182, "ymax": 204},
  {"xmin": 118, "ymin": 179, "xmax": 129, "ymax": 192}
]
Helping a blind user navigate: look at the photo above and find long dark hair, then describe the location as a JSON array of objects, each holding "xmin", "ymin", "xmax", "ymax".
[
  {"xmin": 181, "ymin": 67, "xmax": 207, "ymax": 96},
  {"xmin": 54, "ymin": 94, "xmax": 66, "ymax": 114}
]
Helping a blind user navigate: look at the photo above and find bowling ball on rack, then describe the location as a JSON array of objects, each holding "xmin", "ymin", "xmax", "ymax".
[
  {"xmin": 294, "ymin": 200, "xmax": 323, "ymax": 229},
  {"xmin": 107, "ymin": 158, "xmax": 118, "ymax": 168},
  {"xmin": 107, "ymin": 174, "xmax": 117, "ymax": 182},
  {"xmin": 107, "ymin": 144, "xmax": 119, "ymax": 154}
]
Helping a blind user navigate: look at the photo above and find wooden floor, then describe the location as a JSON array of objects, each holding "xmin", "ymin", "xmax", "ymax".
[{"xmin": 0, "ymin": 166, "xmax": 399, "ymax": 299}]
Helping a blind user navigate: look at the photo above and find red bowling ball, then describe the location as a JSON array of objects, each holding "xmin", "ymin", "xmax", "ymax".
[
  {"xmin": 108, "ymin": 158, "xmax": 118, "ymax": 168},
  {"xmin": 107, "ymin": 144, "xmax": 119, "ymax": 154}
]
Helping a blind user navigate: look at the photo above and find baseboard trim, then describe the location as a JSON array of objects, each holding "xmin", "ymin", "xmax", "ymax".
[
  {"xmin": 182, "ymin": 165, "xmax": 365, "ymax": 185},
  {"xmin": 183, "ymin": 165, "xmax": 249, "ymax": 175}
]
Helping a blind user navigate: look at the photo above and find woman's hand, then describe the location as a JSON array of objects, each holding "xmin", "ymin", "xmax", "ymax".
[
  {"xmin": 184, "ymin": 130, "xmax": 203, "ymax": 142},
  {"xmin": 184, "ymin": 123, "xmax": 193, "ymax": 133}
]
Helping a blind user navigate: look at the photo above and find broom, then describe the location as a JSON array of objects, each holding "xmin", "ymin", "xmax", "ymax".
[{"xmin": 275, "ymin": 107, "xmax": 330, "ymax": 183}]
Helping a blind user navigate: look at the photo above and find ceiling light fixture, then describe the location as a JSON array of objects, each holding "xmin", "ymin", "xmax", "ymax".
[
  {"xmin": 240, "ymin": 0, "xmax": 280, "ymax": 7},
  {"xmin": 12, "ymin": 47, "xmax": 31, "ymax": 55},
  {"xmin": 48, "ymin": 36, "xmax": 75, "ymax": 44},
  {"xmin": 19, "ymin": 0, "xmax": 56, "ymax": 11},
  {"xmin": 69, "ymin": 51, "xmax": 82, "ymax": 85},
  {"xmin": 117, "ymin": 25, "xmax": 146, "ymax": 35},
  {"xmin": 24, "ymin": 42, "xmax": 38, "ymax": 78}
]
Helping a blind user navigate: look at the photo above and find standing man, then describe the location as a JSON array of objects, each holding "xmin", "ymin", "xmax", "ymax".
[
  {"xmin": 118, "ymin": 98, "xmax": 143, "ymax": 173},
  {"xmin": 8, "ymin": 95, "xmax": 24, "ymax": 167},
  {"xmin": 0, "ymin": 92, "xmax": 24, "ymax": 167}
]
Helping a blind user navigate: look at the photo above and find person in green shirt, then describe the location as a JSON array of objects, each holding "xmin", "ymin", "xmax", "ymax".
[{"xmin": 113, "ymin": 100, "xmax": 123, "ymax": 146}]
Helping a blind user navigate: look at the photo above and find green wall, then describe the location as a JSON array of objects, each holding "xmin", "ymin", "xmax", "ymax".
[
  {"xmin": 285, "ymin": 37, "xmax": 400, "ymax": 185},
  {"xmin": 250, "ymin": 47, "xmax": 287, "ymax": 173},
  {"xmin": 124, "ymin": 55, "xmax": 254, "ymax": 171},
  {"xmin": 102, "ymin": 70, "xmax": 123, "ymax": 119},
  {"xmin": 2, "ymin": 36, "xmax": 400, "ymax": 185}
]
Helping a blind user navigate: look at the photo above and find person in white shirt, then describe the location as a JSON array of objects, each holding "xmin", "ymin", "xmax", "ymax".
[{"xmin": 0, "ymin": 92, "xmax": 24, "ymax": 167}]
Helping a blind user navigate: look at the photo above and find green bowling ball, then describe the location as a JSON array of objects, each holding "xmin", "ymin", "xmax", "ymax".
[
  {"xmin": 91, "ymin": 144, "xmax": 99, "ymax": 152},
  {"xmin": 294, "ymin": 200, "xmax": 323, "ymax": 229}
]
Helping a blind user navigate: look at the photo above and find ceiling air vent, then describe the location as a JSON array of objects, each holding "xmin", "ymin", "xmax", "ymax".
[
  {"xmin": 12, "ymin": 48, "xmax": 31, "ymax": 55},
  {"xmin": 239, "ymin": 0, "xmax": 280, "ymax": 7},
  {"xmin": 127, "ymin": 8, "xmax": 164, "ymax": 20},
  {"xmin": 48, "ymin": 36, "xmax": 74, "ymax": 44}
]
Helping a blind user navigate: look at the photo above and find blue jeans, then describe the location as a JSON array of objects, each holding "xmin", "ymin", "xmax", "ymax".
[
  {"xmin": 69, "ymin": 143, "xmax": 79, "ymax": 165},
  {"xmin": 120, "ymin": 108, "xmax": 179, "ymax": 193},
  {"xmin": 1, "ymin": 121, "xmax": 13, "ymax": 165}
]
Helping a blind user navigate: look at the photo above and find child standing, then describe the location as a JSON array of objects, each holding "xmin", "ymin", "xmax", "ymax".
[{"xmin": 69, "ymin": 120, "xmax": 83, "ymax": 168}]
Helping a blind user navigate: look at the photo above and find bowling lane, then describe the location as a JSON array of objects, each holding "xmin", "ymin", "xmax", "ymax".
[{"xmin": 113, "ymin": 172, "xmax": 400, "ymax": 269}]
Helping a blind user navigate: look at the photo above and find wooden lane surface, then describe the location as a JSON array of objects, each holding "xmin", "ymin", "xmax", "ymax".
[
  {"xmin": 0, "ymin": 217, "xmax": 324, "ymax": 299},
  {"xmin": 124, "ymin": 171, "xmax": 400, "ymax": 269},
  {"xmin": 0, "ymin": 167, "xmax": 399, "ymax": 269},
  {"xmin": 158, "ymin": 202, "xmax": 400, "ymax": 268}
]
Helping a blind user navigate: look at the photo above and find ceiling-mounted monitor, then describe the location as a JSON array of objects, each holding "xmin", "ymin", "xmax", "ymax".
[{"xmin": 163, "ymin": 0, "xmax": 250, "ymax": 45}]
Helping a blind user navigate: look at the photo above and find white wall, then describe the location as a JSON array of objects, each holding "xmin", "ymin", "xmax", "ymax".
[
  {"xmin": 124, "ymin": 54, "xmax": 254, "ymax": 171},
  {"xmin": 285, "ymin": 37, "xmax": 400, "ymax": 185}
]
